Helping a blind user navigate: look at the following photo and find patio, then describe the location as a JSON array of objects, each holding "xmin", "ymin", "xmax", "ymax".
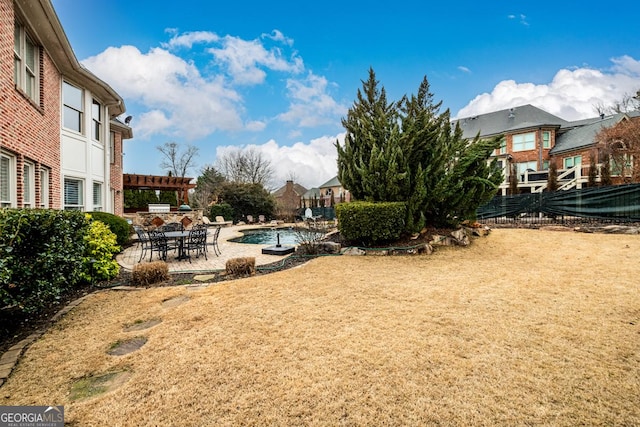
[{"xmin": 117, "ymin": 225, "xmax": 295, "ymax": 273}]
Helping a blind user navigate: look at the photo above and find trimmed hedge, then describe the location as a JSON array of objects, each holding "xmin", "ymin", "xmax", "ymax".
[
  {"xmin": 87, "ymin": 211, "xmax": 131, "ymax": 247},
  {"xmin": 0, "ymin": 209, "xmax": 89, "ymax": 313},
  {"xmin": 335, "ymin": 201, "xmax": 406, "ymax": 246}
]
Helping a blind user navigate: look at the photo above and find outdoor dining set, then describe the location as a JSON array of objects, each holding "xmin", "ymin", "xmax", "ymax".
[{"xmin": 133, "ymin": 222, "xmax": 222, "ymax": 263}]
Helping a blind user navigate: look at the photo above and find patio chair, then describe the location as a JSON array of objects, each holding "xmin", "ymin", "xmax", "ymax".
[
  {"xmin": 246, "ymin": 214, "xmax": 254, "ymax": 223},
  {"xmin": 133, "ymin": 226, "xmax": 152, "ymax": 262},
  {"xmin": 210, "ymin": 225, "xmax": 222, "ymax": 256},
  {"xmin": 258, "ymin": 215, "xmax": 266, "ymax": 223},
  {"xmin": 148, "ymin": 230, "xmax": 177, "ymax": 261},
  {"xmin": 183, "ymin": 227, "xmax": 208, "ymax": 263}
]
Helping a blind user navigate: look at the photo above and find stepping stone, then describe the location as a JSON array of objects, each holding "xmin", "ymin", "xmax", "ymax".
[
  {"xmin": 162, "ymin": 295, "xmax": 190, "ymax": 308},
  {"xmin": 107, "ymin": 337, "xmax": 147, "ymax": 356},
  {"xmin": 70, "ymin": 371, "xmax": 132, "ymax": 401},
  {"xmin": 123, "ymin": 319, "xmax": 162, "ymax": 332}
]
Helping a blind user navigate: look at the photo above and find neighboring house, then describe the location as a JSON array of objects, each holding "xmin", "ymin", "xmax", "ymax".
[
  {"xmin": 1, "ymin": 0, "xmax": 131, "ymax": 214},
  {"xmin": 318, "ymin": 176, "xmax": 350, "ymax": 206},
  {"xmin": 454, "ymin": 104, "xmax": 640, "ymax": 194},
  {"xmin": 273, "ymin": 180, "xmax": 307, "ymax": 211}
]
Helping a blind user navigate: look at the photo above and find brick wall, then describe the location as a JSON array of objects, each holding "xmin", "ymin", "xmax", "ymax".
[
  {"xmin": 110, "ymin": 131, "xmax": 124, "ymax": 215},
  {"xmin": 1, "ymin": 0, "xmax": 62, "ymax": 208}
]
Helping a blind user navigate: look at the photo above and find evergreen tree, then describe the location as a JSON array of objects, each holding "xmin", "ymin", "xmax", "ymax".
[{"xmin": 336, "ymin": 69, "xmax": 502, "ymax": 228}]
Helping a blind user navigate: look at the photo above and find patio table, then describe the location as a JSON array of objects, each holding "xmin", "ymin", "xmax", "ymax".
[{"xmin": 164, "ymin": 230, "xmax": 207, "ymax": 261}]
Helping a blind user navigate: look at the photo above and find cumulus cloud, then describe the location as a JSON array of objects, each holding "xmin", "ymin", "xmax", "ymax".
[
  {"xmin": 455, "ymin": 56, "xmax": 640, "ymax": 120},
  {"xmin": 83, "ymin": 45, "xmax": 243, "ymax": 140},
  {"xmin": 162, "ymin": 30, "xmax": 220, "ymax": 49},
  {"xmin": 207, "ymin": 34, "xmax": 304, "ymax": 85},
  {"xmin": 277, "ymin": 73, "xmax": 349, "ymax": 128},
  {"xmin": 215, "ymin": 133, "xmax": 344, "ymax": 189}
]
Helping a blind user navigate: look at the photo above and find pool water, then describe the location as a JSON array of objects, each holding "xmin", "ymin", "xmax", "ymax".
[{"xmin": 230, "ymin": 228, "xmax": 321, "ymax": 245}]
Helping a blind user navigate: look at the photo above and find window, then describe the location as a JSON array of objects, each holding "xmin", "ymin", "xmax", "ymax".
[
  {"xmin": 516, "ymin": 161, "xmax": 537, "ymax": 181},
  {"xmin": 512, "ymin": 132, "xmax": 536, "ymax": 152},
  {"xmin": 64, "ymin": 178, "xmax": 84, "ymax": 211},
  {"xmin": 1, "ymin": 153, "xmax": 15, "ymax": 208},
  {"xmin": 23, "ymin": 161, "xmax": 35, "ymax": 208},
  {"xmin": 63, "ymin": 82, "xmax": 83, "ymax": 133},
  {"xmin": 40, "ymin": 167, "xmax": 50, "ymax": 208},
  {"xmin": 92, "ymin": 99, "xmax": 102, "ymax": 141},
  {"xmin": 611, "ymin": 154, "xmax": 633, "ymax": 176},
  {"xmin": 110, "ymin": 132, "xmax": 116, "ymax": 164},
  {"xmin": 542, "ymin": 131, "xmax": 551, "ymax": 149},
  {"xmin": 93, "ymin": 182, "xmax": 103, "ymax": 211},
  {"xmin": 499, "ymin": 138, "xmax": 507, "ymax": 155},
  {"xmin": 14, "ymin": 22, "xmax": 39, "ymax": 103},
  {"xmin": 542, "ymin": 160, "xmax": 550, "ymax": 170},
  {"xmin": 563, "ymin": 156, "xmax": 582, "ymax": 169}
]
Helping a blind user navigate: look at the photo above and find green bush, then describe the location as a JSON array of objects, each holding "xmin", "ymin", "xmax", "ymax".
[
  {"xmin": 336, "ymin": 201, "xmax": 406, "ymax": 246},
  {"xmin": 83, "ymin": 218, "xmax": 120, "ymax": 281},
  {"xmin": 209, "ymin": 203, "xmax": 235, "ymax": 222},
  {"xmin": 0, "ymin": 209, "xmax": 89, "ymax": 313},
  {"xmin": 87, "ymin": 212, "xmax": 131, "ymax": 247}
]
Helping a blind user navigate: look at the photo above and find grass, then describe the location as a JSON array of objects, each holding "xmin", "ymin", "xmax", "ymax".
[{"xmin": 2, "ymin": 228, "xmax": 639, "ymax": 425}]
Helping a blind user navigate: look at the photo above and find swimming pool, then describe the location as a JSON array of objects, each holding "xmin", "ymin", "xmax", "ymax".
[{"xmin": 230, "ymin": 228, "xmax": 321, "ymax": 245}]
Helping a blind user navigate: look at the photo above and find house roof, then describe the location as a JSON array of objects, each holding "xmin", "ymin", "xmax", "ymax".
[
  {"xmin": 272, "ymin": 182, "xmax": 307, "ymax": 198},
  {"xmin": 303, "ymin": 188, "xmax": 321, "ymax": 199},
  {"xmin": 454, "ymin": 104, "xmax": 568, "ymax": 139},
  {"xmin": 319, "ymin": 176, "xmax": 341, "ymax": 188},
  {"xmin": 551, "ymin": 111, "xmax": 640, "ymax": 154}
]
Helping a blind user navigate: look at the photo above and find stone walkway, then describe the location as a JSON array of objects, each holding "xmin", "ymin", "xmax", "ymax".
[{"xmin": 117, "ymin": 224, "xmax": 295, "ymax": 273}]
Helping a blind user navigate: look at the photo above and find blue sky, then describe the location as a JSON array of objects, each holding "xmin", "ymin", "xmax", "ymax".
[{"xmin": 51, "ymin": 0, "xmax": 640, "ymax": 189}]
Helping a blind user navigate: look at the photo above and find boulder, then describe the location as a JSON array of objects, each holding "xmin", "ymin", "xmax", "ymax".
[{"xmin": 342, "ymin": 247, "xmax": 366, "ymax": 256}]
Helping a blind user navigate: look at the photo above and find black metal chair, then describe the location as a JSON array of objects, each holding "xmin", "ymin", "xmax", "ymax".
[
  {"xmin": 183, "ymin": 227, "xmax": 208, "ymax": 262},
  {"xmin": 133, "ymin": 226, "xmax": 152, "ymax": 262},
  {"xmin": 210, "ymin": 226, "xmax": 222, "ymax": 256},
  {"xmin": 148, "ymin": 230, "xmax": 176, "ymax": 261}
]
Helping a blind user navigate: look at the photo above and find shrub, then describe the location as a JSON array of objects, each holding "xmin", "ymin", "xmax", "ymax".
[
  {"xmin": 0, "ymin": 209, "xmax": 89, "ymax": 313},
  {"xmin": 87, "ymin": 212, "xmax": 131, "ymax": 247},
  {"xmin": 83, "ymin": 218, "xmax": 120, "ymax": 282},
  {"xmin": 226, "ymin": 257, "xmax": 255, "ymax": 276},
  {"xmin": 209, "ymin": 203, "xmax": 235, "ymax": 222},
  {"xmin": 131, "ymin": 261, "xmax": 170, "ymax": 286},
  {"xmin": 336, "ymin": 201, "xmax": 406, "ymax": 246}
]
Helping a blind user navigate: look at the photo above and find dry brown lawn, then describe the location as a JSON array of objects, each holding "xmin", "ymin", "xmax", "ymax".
[{"xmin": 2, "ymin": 228, "xmax": 639, "ymax": 426}]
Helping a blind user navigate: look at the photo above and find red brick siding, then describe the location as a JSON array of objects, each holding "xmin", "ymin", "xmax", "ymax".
[
  {"xmin": 1, "ymin": 0, "xmax": 61, "ymax": 208},
  {"xmin": 110, "ymin": 131, "xmax": 124, "ymax": 215}
]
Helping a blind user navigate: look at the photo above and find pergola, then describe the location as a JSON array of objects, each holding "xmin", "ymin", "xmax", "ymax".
[{"xmin": 123, "ymin": 174, "xmax": 196, "ymax": 205}]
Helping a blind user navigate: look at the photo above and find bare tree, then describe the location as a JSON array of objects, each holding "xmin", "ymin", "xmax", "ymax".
[
  {"xmin": 595, "ymin": 117, "xmax": 640, "ymax": 182},
  {"xmin": 157, "ymin": 142, "xmax": 199, "ymax": 177},
  {"xmin": 216, "ymin": 147, "xmax": 274, "ymax": 187},
  {"xmin": 593, "ymin": 90, "xmax": 640, "ymax": 116}
]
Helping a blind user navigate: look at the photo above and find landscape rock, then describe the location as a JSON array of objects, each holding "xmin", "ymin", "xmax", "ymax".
[{"xmin": 342, "ymin": 247, "xmax": 365, "ymax": 256}]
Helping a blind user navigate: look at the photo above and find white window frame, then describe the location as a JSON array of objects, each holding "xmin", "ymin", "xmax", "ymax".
[
  {"xmin": 92, "ymin": 99, "xmax": 102, "ymax": 142},
  {"xmin": 93, "ymin": 181, "xmax": 103, "ymax": 212},
  {"xmin": 499, "ymin": 138, "xmax": 507, "ymax": 155},
  {"xmin": 1, "ymin": 152, "xmax": 16, "ymax": 208},
  {"xmin": 63, "ymin": 81, "xmax": 84, "ymax": 133},
  {"xmin": 14, "ymin": 21, "xmax": 40, "ymax": 103},
  {"xmin": 40, "ymin": 167, "xmax": 50, "ymax": 208},
  {"xmin": 542, "ymin": 131, "xmax": 551, "ymax": 149},
  {"xmin": 64, "ymin": 177, "xmax": 84, "ymax": 211},
  {"xmin": 23, "ymin": 161, "xmax": 35, "ymax": 208},
  {"xmin": 512, "ymin": 132, "xmax": 536, "ymax": 152},
  {"xmin": 563, "ymin": 156, "xmax": 582, "ymax": 169}
]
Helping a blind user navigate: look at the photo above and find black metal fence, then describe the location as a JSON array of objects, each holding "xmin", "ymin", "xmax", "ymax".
[{"xmin": 477, "ymin": 183, "xmax": 640, "ymax": 225}]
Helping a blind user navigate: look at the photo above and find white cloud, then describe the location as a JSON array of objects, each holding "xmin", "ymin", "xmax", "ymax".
[
  {"xmin": 261, "ymin": 30, "xmax": 293, "ymax": 47},
  {"xmin": 83, "ymin": 45, "xmax": 244, "ymax": 140},
  {"xmin": 458, "ymin": 66, "xmax": 471, "ymax": 74},
  {"xmin": 162, "ymin": 31, "xmax": 220, "ymax": 49},
  {"xmin": 456, "ymin": 56, "xmax": 640, "ymax": 120},
  {"xmin": 215, "ymin": 133, "xmax": 344, "ymax": 189},
  {"xmin": 277, "ymin": 73, "xmax": 348, "ymax": 128},
  {"xmin": 207, "ymin": 34, "xmax": 304, "ymax": 85}
]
